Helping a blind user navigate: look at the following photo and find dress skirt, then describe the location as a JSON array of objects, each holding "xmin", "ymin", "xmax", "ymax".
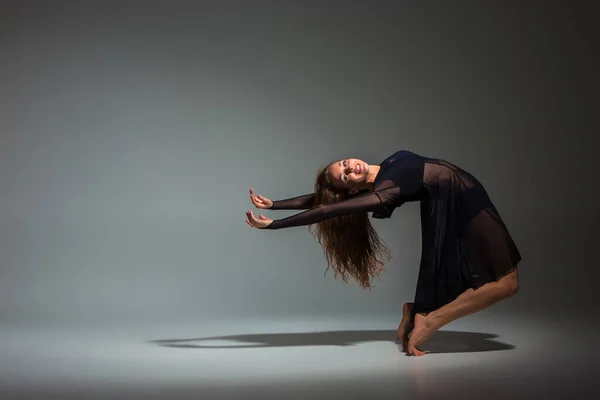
[{"xmin": 411, "ymin": 164, "xmax": 522, "ymax": 318}]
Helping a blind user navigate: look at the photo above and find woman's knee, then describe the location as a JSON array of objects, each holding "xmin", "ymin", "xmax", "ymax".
[{"xmin": 501, "ymin": 268, "xmax": 519, "ymax": 297}]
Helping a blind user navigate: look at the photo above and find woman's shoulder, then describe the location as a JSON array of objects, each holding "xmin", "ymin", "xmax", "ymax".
[
  {"xmin": 378, "ymin": 150, "xmax": 422, "ymax": 166},
  {"xmin": 375, "ymin": 150, "xmax": 425, "ymax": 186}
]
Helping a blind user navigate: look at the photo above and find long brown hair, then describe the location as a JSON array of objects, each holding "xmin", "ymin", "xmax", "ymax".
[{"xmin": 308, "ymin": 162, "xmax": 391, "ymax": 290}]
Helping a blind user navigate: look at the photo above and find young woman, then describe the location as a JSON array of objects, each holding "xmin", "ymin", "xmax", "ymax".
[{"xmin": 245, "ymin": 150, "xmax": 521, "ymax": 356}]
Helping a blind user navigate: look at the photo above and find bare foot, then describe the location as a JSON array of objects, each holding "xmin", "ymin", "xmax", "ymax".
[
  {"xmin": 406, "ymin": 313, "xmax": 438, "ymax": 356},
  {"xmin": 396, "ymin": 303, "xmax": 414, "ymax": 350}
]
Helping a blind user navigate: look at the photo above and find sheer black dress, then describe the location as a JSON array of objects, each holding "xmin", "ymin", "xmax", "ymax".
[{"xmin": 265, "ymin": 150, "xmax": 522, "ymax": 318}]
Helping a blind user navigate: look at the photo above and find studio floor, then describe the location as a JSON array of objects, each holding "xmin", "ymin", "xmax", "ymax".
[{"xmin": 1, "ymin": 313, "xmax": 597, "ymax": 399}]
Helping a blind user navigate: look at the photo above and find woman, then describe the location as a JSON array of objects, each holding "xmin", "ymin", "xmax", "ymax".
[{"xmin": 245, "ymin": 150, "xmax": 521, "ymax": 356}]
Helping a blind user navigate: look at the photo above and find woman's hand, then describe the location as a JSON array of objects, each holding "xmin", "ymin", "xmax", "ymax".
[
  {"xmin": 245, "ymin": 210, "xmax": 273, "ymax": 229},
  {"xmin": 249, "ymin": 188, "xmax": 273, "ymax": 209}
]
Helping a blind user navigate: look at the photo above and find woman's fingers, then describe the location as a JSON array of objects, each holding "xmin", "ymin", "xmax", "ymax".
[
  {"xmin": 257, "ymin": 194, "xmax": 272, "ymax": 206},
  {"xmin": 245, "ymin": 210, "xmax": 272, "ymax": 229},
  {"xmin": 249, "ymin": 189, "xmax": 257, "ymax": 202},
  {"xmin": 250, "ymin": 188, "xmax": 269, "ymax": 208},
  {"xmin": 247, "ymin": 210, "xmax": 260, "ymax": 225}
]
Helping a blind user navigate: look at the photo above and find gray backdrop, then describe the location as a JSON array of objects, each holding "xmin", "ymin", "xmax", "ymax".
[{"xmin": 1, "ymin": 0, "xmax": 597, "ymax": 325}]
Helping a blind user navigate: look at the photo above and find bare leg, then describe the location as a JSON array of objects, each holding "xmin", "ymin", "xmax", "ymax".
[
  {"xmin": 397, "ymin": 302, "xmax": 414, "ymax": 350},
  {"xmin": 407, "ymin": 267, "xmax": 519, "ymax": 356}
]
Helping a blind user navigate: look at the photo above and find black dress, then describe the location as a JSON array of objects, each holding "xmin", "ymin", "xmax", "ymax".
[{"xmin": 266, "ymin": 150, "xmax": 522, "ymax": 318}]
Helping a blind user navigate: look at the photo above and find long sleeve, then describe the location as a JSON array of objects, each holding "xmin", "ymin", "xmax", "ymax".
[
  {"xmin": 265, "ymin": 191, "xmax": 386, "ymax": 230},
  {"xmin": 270, "ymin": 193, "xmax": 315, "ymax": 210}
]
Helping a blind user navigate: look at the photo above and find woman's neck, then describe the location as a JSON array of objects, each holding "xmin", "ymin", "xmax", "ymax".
[{"xmin": 364, "ymin": 165, "xmax": 380, "ymax": 190}]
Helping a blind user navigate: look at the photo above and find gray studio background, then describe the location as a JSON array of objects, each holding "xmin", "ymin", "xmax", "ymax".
[{"xmin": 1, "ymin": 0, "xmax": 596, "ymax": 326}]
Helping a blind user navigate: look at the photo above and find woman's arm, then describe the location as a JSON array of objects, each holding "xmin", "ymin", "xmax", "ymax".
[
  {"xmin": 263, "ymin": 191, "xmax": 384, "ymax": 230},
  {"xmin": 250, "ymin": 188, "xmax": 315, "ymax": 210},
  {"xmin": 270, "ymin": 193, "xmax": 315, "ymax": 210}
]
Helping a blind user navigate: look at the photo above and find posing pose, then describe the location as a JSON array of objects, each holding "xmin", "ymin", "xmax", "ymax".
[{"xmin": 246, "ymin": 150, "xmax": 521, "ymax": 356}]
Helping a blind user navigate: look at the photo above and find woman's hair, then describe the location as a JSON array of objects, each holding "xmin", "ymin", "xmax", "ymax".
[{"xmin": 308, "ymin": 162, "xmax": 391, "ymax": 290}]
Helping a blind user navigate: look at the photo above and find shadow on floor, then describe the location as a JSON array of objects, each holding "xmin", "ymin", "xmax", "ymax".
[{"xmin": 148, "ymin": 329, "xmax": 515, "ymax": 354}]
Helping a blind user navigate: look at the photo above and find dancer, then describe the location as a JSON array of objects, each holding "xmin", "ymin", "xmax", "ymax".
[{"xmin": 245, "ymin": 150, "xmax": 521, "ymax": 356}]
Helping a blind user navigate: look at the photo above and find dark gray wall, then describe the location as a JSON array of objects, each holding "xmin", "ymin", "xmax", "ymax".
[{"xmin": 1, "ymin": 0, "xmax": 597, "ymax": 324}]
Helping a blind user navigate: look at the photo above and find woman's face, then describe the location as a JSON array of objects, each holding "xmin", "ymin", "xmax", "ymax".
[{"xmin": 327, "ymin": 158, "xmax": 370, "ymax": 192}]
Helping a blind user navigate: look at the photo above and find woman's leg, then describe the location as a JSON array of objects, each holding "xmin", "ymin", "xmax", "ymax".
[
  {"xmin": 407, "ymin": 267, "xmax": 519, "ymax": 356},
  {"xmin": 397, "ymin": 302, "xmax": 414, "ymax": 349}
]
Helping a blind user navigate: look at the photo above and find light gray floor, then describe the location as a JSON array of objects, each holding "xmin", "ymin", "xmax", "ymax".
[{"xmin": 1, "ymin": 313, "xmax": 597, "ymax": 399}]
